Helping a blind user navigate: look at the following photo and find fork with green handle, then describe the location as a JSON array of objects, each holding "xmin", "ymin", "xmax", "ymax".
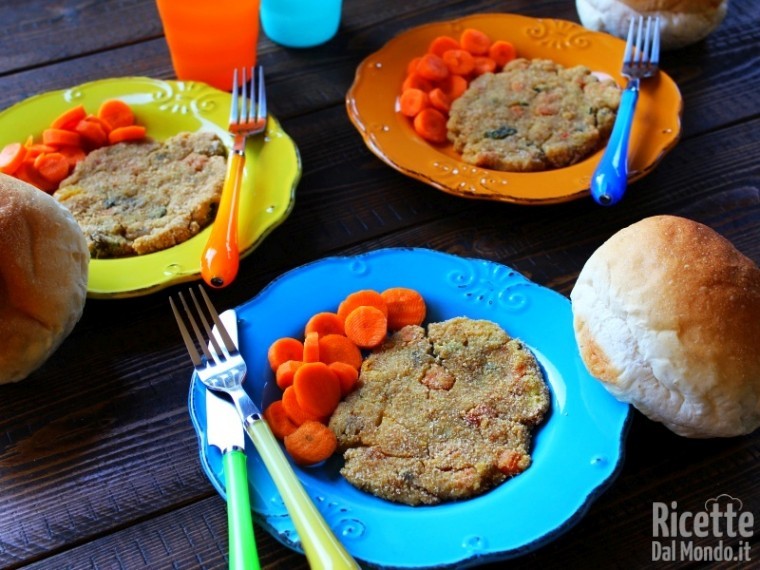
[{"xmin": 172, "ymin": 286, "xmax": 361, "ymax": 569}]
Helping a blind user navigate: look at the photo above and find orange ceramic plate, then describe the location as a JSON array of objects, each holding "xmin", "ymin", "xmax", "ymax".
[{"xmin": 346, "ymin": 13, "xmax": 682, "ymax": 205}]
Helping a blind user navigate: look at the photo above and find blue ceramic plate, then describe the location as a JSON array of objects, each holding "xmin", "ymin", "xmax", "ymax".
[{"xmin": 188, "ymin": 248, "xmax": 630, "ymax": 568}]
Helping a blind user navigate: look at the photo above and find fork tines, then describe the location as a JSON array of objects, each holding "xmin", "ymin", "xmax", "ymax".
[
  {"xmin": 624, "ymin": 16, "xmax": 660, "ymax": 70},
  {"xmin": 170, "ymin": 285, "xmax": 238, "ymax": 368},
  {"xmin": 230, "ymin": 66, "xmax": 266, "ymax": 128}
]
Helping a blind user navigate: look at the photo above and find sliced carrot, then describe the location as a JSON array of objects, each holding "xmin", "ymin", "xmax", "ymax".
[
  {"xmin": 293, "ymin": 362, "xmax": 342, "ymax": 418},
  {"xmin": 75, "ymin": 117, "xmax": 109, "ymax": 148},
  {"xmin": 14, "ymin": 160, "xmax": 57, "ymax": 193},
  {"xmin": 305, "ymin": 312, "xmax": 344, "ymax": 337},
  {"xmin": 329, "ymin": 361, "xmax": 359, "ymax": 396},
  {"xmin": 50, "ymin": 105, "xmax": 87, "ymax": 130},
  {"xmin": 489, "ymin": 40, "xmax": 517, "ymax": 67},
  {"xmin": 276, "ymin": 360, "xmax": 304, "ymax": 390},
  {"xmin": 337, "ymin": 289, "xmax": 388, "ymax": 321},
  {"xmin": 263, "ymin": 400, "xmax": 298, "ymax": 439},
  {"xmin": 97, "ymin": 99, "xmax": 135, "ymax": 130},
  {"xmin": 107, "ymin": 125, "xmax": 146, "ymax": 144},
  {"xmin": 381, "ymin": 287, "xmax": 427, "ymax": 330},
  {"xmin": 57, "ymin": 145, "xmax": 87, "ymax": 167},
  {"xmin": 441, "ymin": 49, "xmax": 475, "ymax": 76},
  {"xmin": 460, "ymin": 28, "xmax": 492, "ymax": 55},
  {"xmin": 42, "ymin": 128, "xmax": 81, "ymax": 148},
  {"xmin": 24, "ymin": 142, "xmax": 58, "ymax": 159},
  {"xmin": 428, "ymin": 35, "xmax": 461, "ymax": 57},
  {"xmin": 344, "ymin": 305, "xmax": 388, "ymax": 349},
  {"xmin": 428, "ymin": 87, "xmax": 451, "ymax": 113},
  {"xmin": 472, "ymin": 56, "xmax": 497, "ymax": 76},
  {"xmin": 406, "ymin": 56, "xmax": 422, "ymax": 75},
  {"xmin": 416, "ymin": 53, "xmax": 449, "ymax": 81},
  {"xmin": 303, "ymin": 331, "xmax": 320, "ymax": 363},
  {"xmin": 0, "ymin": 142, "xmax": 27, "ymax": 175},
  {"xmin": 33, "ymin": 152, "xmax": 70, "ymax": 183},
  {"xmin": 268, "ymin": 337, "xmax": 304, "ymax": 371},
  {"xmin": 318, "ymin": 334, "xmax": 363, "ymax": 370},
  {"xmin": 402, "ymin": 73, "xmax": 433, "ymax": 93},
  {"xmin": 413, "ymin": 107, "xmax": 448, "ymax": 144},
  {"xmin": 282, "ymin": 386, "xmax": 324, "ymax": 426},
  {"xmin": 439, "ymin": 74, "xmax": 468, "ymax": 101},
  {"xmin": 284, "ymin": 421, "xmax": 338, "ymax": 466},
  {"xmin": 399, "ymin": 88, "xmax": 430, "ymax": 118}
]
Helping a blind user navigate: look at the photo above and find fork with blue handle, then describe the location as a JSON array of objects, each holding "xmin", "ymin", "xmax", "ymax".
[{"xmin": 591, "ymin": 16, "xmax": 660, "ymax": 206}]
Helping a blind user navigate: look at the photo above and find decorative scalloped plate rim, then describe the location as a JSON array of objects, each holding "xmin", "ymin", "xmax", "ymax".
[
  {"xmin": 346, "ymin": 13, "xmax": 682, "ymax": 205},
  {"xmin": 0, "ymin": 77, "xmax": 301, "ymax": 298},
  {"xmin": 188, "ymin": 248, "xmax": 631, "ymax": 568}
]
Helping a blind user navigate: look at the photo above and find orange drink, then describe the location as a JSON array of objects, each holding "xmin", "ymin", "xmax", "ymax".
[{"xmin": 156, "ymin": 0, "xmax": 260, "ymax": 91}]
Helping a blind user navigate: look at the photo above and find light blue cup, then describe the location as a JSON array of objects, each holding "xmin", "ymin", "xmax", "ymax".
[{"xmin": 260, "ymin": 0, "xmax": 342, "ymax": 48}]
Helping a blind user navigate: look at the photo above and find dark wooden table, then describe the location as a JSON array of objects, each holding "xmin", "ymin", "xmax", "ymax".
[{"xmin": 1, "ymin": 1, "xmax": 758, "ymax": 569}]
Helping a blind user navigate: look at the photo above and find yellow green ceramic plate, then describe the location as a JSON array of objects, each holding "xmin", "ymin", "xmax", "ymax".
[
  {"xmin": 346, "ymin": 13, "xmax": 682, "ymax": 205},
  {"xmin": 0, "ymin": 77, "xmax": 301, "ymax": 298}
]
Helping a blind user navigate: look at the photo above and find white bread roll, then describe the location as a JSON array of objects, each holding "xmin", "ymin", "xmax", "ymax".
[
  {"xmin": 0, "ymin": 174, "xmax": 89, "ymax": 383},
  {"xmin": 571, "ymin": 215, "xmax": 760, "ymax": 438},
  {"xmin": 576, "ymin": 0, "xmax": 728, "ymax": 50}
]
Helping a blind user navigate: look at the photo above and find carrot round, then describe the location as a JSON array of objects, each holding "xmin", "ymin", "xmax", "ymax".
[
  {"xmin": 399, "ymin": 88, "xmax": 430, "ymax": 118},
  {"xmin": 406, "ymin": 56, "xmax": 422, "ymax": 75},
  {"xmin": 15, "ymin": 161, "xmax": 57, "ymax": 193},
  {"xmin": 439, "ymin": 74, "xmax": 468, "ymax": 101},
  {"xmin": 33, "ymin": 152, "xmax": 70, "ymax": 183},
  {"xmin": 441, "ymin": 49, "xmax": 475, "ymax": 76},
  {"xmin": 337, "ymin": 289, "xmax": 388, "ymax": 321},
  {"xmin": 0, "ymin": 142, "xmax": 27, "ymax": 175},
  {"xmin": 489, "ymin": 40, "xmax": 517, "ymax": 67},
  {"xmin": 57, "ymin": 145, "xmax": 87, "ymax": 167},
  {"xmin": 263, "ymin": 400, "xmax": 298, "ymax": 439},
  {"xmin": 293, "ymin": 362, "xmax": 342, "ymax": 418},
  {"xmin": 284, "ymin": 420, "xmax": 338, "ymax": 466},
  {"xmin": 107, "ymin": 125, "xmax": 146, "ymax": 144},
  {"xmin": 428, "ymin": 87, "xmax": 451, "ymax": 113},
  {"xmin": 402, "ymin": 73, "xmax": 433, "ymax": 93},
  {"xmin": 267, "ymin": 337, "xmax": 304, "ymax": 371},
  {"xmin": 98, "ymin": 99, "xmax": 135, "ymax": 130},
  {"xmin": 302, "ymin": 331, "xmax": 320, "ymax": 363},
  {"xmin": 416, "ymin": 53, "xmax": 449, "ymax": 81},
  {"xmin": 305, "ymin": 311, "xmax": 344, "ymax": 337},
  {"xmin": 472, "ymin": 56, "xmax": 497, "ymax": 76},
  {"xmin": 318, "ymin": 334, "xmax": 363, "ymax": 369},
  {"xmin": 344, "ymin": 305, "xmax": 388, "ymax": 349},
  {"xmin": 42, "ymin": 128, "xmax": 81, "ymax": 148},
  {"xmin": 381, "ymin": 287, "xmax": 427, "ymax": 330},
  {"xmin": 460, "ymin": 28, "xmax": 492, "ymax": 55},
  {"xmin": 428, "ymin": 35, "xmax": 461, "ymax": 57},
  {"xmin": 50, "ymin": 105, "xmax": 86, "ymax": 130},
  {"xmin": 413, "ymin": 107, "xmax": 448, "ymax": 144},
  {"xmin": 75, "ymin": 118, "xmax": 109, "ymax": 148},
  {"xmin": 276, "ymin": 360, "xmax": 304, "ymax": 390},
  {"xmin": 328, "ymin": 361, "xmax": 359, "ymax": 396},
  {"xmin": 282, "ymin": 386, "xmax": 324, "ymax": 426}
]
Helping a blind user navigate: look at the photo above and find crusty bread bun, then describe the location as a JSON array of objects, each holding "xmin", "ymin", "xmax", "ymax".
[
  {"xmin": 0, "ymin": 174, "xmax": 89, "ymax": 384},
  {"xmin": 576, "ymin": 0, "xmax": 728, "ymax": 50},
  {"xmin": 570, "ymin": 215, "xmax": 760, "ymax": 438}
]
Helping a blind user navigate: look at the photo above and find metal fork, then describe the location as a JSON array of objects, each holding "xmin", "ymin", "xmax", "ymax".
[
  {"xmin": 591, "ymin": 16, "xmax": 660, "ymax": 206},
  {"xmin": 201, "ymin": 66, "xmax": 268, "ymax": 288},
  {"xmin": 171, "ymin": 286, "xmax": 360, "ymax": 570}
]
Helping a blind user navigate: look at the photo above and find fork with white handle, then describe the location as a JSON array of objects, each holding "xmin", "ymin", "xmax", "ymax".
[
  {"xmin": 591, "ymin": 16, "xmax": 660, "ymax": 206},
  {"xmin": 171, "ymin": 286, "xmax": 361, "ymax": 570}
]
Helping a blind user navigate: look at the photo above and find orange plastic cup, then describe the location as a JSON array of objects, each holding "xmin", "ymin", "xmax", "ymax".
[{"xmin": 156, "ymin": 0, "xmax": 260, "ymax": 91}]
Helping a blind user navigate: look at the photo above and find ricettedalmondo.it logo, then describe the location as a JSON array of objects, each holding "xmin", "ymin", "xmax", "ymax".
[{"xmin": 652, "ymin": 494, "xmax": 754, "ymax": 563}]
